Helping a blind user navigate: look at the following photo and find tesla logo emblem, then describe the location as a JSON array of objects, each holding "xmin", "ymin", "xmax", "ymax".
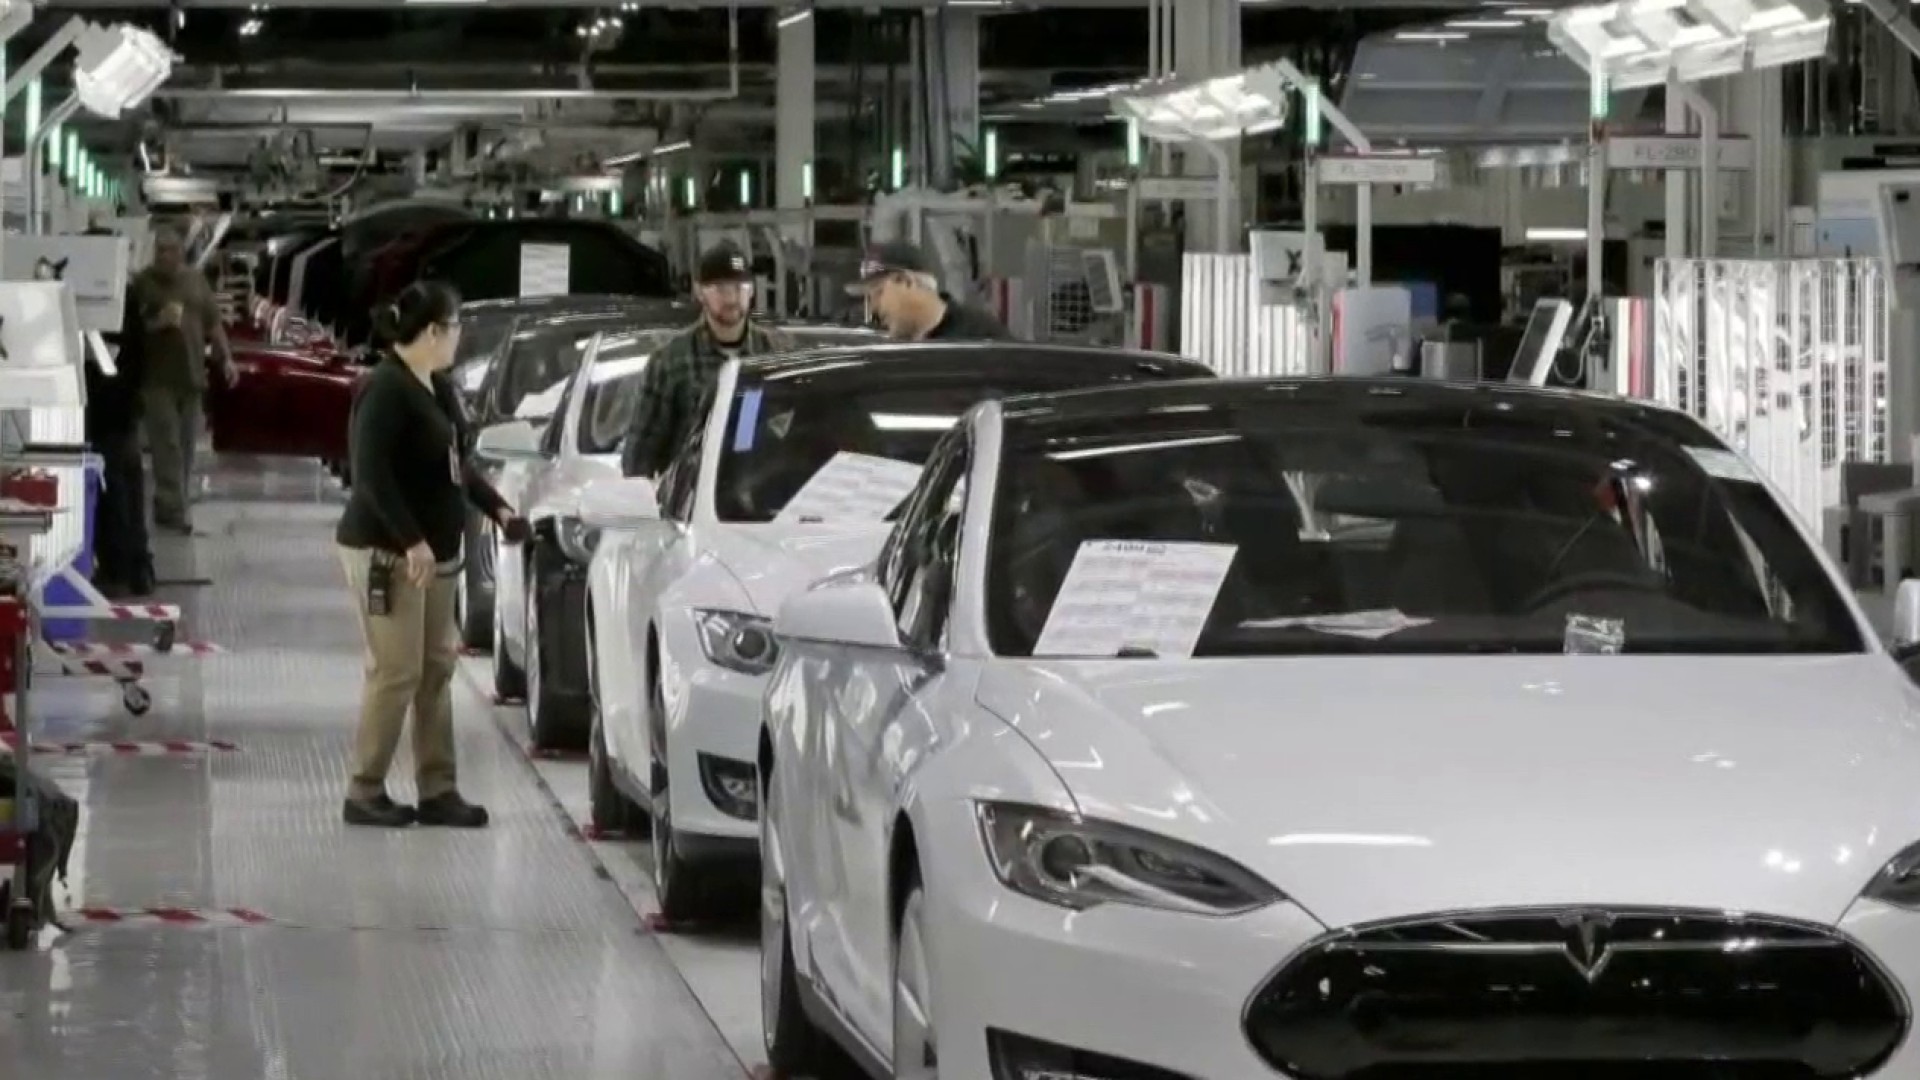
[{"xmin": 1556, "ymin": 910, "xmax": 1618, "ymax": 983}]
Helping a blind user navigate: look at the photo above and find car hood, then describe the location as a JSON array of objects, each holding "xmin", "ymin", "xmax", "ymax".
[
  {"xmin": 975, "ymin": 655, "xmax": 1920, "ymax": 929},
  {"xmin": 707, "ymin": 523, "xmax": 891, "ymax": 614}
]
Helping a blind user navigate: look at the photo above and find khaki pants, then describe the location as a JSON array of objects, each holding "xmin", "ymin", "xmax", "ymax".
[
  {"xmin": 338, "ymin": 546, "xmax": 460, "ymax": 801},
  {"xmin": 142, "ymin": 382, "xmax": 202, "ymax": 526}
]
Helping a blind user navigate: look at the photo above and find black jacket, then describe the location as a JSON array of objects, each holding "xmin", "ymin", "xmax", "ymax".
[
  {"xmin": 336, "ymin": 356, "xmax": 509, "ymax": 561},
  {"xmin": 86, "ymin": 294, "xmax": 148, "ymax": 440},
  {"xmin": 924, "ymin": 298, "xmax": 1013, "ymax": 341}
]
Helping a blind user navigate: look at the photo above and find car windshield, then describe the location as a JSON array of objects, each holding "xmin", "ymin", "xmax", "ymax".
[
  {"xmin": 986, "ymin": 392, "xmax": 1864, "ymax": 658},
  {"xmin": 578, "ymin": 330, "xmax": 677, "ymax": 455},
  {"xmin": 450, "ymin": 313, "xmax": 516, "ymax": 395},
  {"xmin": 490, "ymin": 324, "xmax": 602, "ymax": 420}
]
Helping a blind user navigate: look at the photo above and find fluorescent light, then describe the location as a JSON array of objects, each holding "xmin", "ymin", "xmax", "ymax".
[
  {"xmin": 1396, "ymin": 30, "xmax": 1470, "ymax": 40},
  {"xmin": 1526, "ymin": 226, "xmax": 1588, "ymax": 241},
  {"xmin": 871, "ymin": 413, "xmax": 958, "ymax": 431},
  {"xmin": 1505, "ymin": 7, "xmax": 1554, "ymax": 13},
  {"xmin": 776, "ymin": 9, "xmax": 811, "ymax": 28},
  {"xmin": 652, "ymin": 140, "xmax": 691, "ymax": 157},
  {"xmin": 1448, "ymin": 18, "xmax": 1524, "ymax": 27}
]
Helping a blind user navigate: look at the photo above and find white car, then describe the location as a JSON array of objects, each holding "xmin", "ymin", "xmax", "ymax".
[
  {"xmin": 479, "ymin": 323, "xmax": 878, "ymax": 749},
  {"xmin": 575, "ymin": 342, "xmax": 1214, "ymax": 919},
  {"xmin": 759, "ymin": 375, "xmax": 1920, "ymax": 1080}
]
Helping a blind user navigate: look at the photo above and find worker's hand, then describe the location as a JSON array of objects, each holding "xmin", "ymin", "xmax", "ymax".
[
  {"xmin": 403, "ymin": 541, "xmax": 436, "ymax": 587},
  {"xmin": 221, "ymin": 360, "xmax": 240, "ymax": 388},
  {"xmin": 496, "ymin": 510, "xmax": 531, "ymax": 545}
]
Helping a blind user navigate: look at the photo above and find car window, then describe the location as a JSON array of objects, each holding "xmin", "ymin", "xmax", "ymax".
[
  {"xmin": 488, "ymin": 325, "xmax": 601, "ymax": 421},
  {"xmin": 577, "ymin": 330, "xmax": 678, "ymax": 456},
  {"xmin": 450, "ymin": 313, "xmax": 516, "ymax": 395},
  {"xmin": 984, "ymin": 397, "xmax": 1864, "ymax": 658},
  {"xmin": 882, "ymin": 433, "xmax": 970, "ymax": 648},
  {"xmin": 660, "ymin": 417, "xmax": 707, "ymax": 523}
]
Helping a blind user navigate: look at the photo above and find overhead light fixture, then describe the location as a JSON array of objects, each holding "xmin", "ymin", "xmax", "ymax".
[
  {"xmin": 651, "ymin": 140, "xmax": 691, "ymax": 157},
  {"xmin": 1526, "ymin": 226, "xmax": 1588, "ymax": 241},
  {"xmin": 1447, "ymin": 18, "xmax": 1524, "ymax": 27},
  {"xmin": 1548, "ymin": 0, "xmax": 1829, "ymax": 90},
  {"xmin": 1113, "ymin": 63, "xmax": 1290, "ymax": 143},
  {"xmin": 1396, "ymin": 30, "xmax": 1470, "ymax": 41},
  {"xmin": 73, "ymin": 22, "xmax": 177, "ymax": 118},
  {"xmin": 777, "ymin": 8, "xmax": 812, "ymax": 28}
]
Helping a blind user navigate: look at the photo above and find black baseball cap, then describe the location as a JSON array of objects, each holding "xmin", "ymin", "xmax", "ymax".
[
  {"xmin": 846, "ymin": 240, "xmax": 934, "ymax": 295},
  {"xmin": 695, "ymin": 241, "xmax": 753, "ymax": 285}
]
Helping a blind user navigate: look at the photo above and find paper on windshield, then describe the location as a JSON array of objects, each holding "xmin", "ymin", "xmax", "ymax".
[
  {"xmin": 515, "ymin": 381, "xmax": 566, "ymax": 420},
  {"xmin": 1240, "ymin": 608, "xmax": 1431, "ymax": 640},
  {"xmin": 775, "ymin": 452, "xmax": 925, "ymax": 524},
  {"xmin": 1564, "ymin": 613, "xmax": 1626, "ymax": 655},
  {"xmin": 1033, "ymin": 540, "xmax": 1237, "ymax": 659},
  {"xmin": 1684, "ymin": 446, "xmax": 1759, "ymax": 484}
]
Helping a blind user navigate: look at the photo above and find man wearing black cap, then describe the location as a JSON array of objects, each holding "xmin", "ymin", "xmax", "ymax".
[
  {"xmin": 850, "ymin": 240, "xmax": 1012, "ymax": 342},
  {"xmin": 622, "ymin": 242, "xmax": 791, "ymax": 479}
]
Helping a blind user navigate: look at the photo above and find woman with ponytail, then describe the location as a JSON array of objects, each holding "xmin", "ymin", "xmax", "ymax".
[{"xmin": 335, "ymin": 281, "xmax": 527, "ymax": 829}]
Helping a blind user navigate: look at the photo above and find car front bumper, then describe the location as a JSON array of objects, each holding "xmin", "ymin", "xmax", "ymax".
[
  {"xmin": 910, "ymin": 795, "xmax": 1920, "ymax": 1080},
  {"xmin": 658, "ymin": 627, "xmax": 764, "ymax": 856}
]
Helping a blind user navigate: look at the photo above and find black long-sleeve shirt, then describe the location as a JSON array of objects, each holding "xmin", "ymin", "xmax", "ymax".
[
  {"xmin": 87, "ymin": 294, "xmax": 149, "ymax": 440},
  {"xmin": 336, "ymin": 355, "xmax": 509, "ymax": 561}
]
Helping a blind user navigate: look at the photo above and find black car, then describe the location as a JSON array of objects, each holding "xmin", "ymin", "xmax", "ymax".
[{"xmin": 456, "ymin": 299, "xmax": 692, "ymax": 649}]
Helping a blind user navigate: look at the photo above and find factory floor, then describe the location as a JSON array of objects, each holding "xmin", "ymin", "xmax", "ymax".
[{"xmin": 0, "ymin": 458, "xmax": 768, "ymax": 1080}]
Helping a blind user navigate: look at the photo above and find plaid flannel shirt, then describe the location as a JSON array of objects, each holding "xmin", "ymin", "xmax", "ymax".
[{"xmin": 621, "ymin": 319, "xmax": 792, "ymax": 479}]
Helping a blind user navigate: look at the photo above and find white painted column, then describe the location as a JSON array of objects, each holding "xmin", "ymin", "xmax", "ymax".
[
  {"xmin": 775, "ymin": 9, "xmax": 816, "ymax": 217},
  {"xmin": 1665, "ymin": 69, "xmax": 1689, "ymax": 261},
  {"xmin": 1173, "ymin": 0, "xmax": 1240, "ymax": 251},
  {"xmin": 937, "ymin": 9, "xmax": 980, "ymax": 185}
]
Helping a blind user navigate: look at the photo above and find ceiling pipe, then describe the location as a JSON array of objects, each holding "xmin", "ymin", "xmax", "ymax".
[
  {"xmin": 156, "ymin": 6, "xmax": 743, "ymax": 103},
  {"xmin": 27, "ymin": 93, "xmax": 83, "ymax": 233},
  {"xmin": 3, "ymin": 16, "xmax": 87, "ymax": 106}
]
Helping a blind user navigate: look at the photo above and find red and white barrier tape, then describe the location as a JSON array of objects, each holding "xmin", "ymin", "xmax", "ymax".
[
  {"xmin": 48, "ymin": 641, "xmax": 223, "ymax": 658},
  {"xmin": 69, "ymin": 906, "xmax": 272, "ymax": 929},
  {"xmin": 37, "ymin": 603, "xmax": 182, "ymax": 622},
  {"xmin": 57, "ymin": 657, "xmax": 145, "ymax": 678},
  {"xmin": 11, "ymin": 739, "xmax": 238, "ymax": 756}
]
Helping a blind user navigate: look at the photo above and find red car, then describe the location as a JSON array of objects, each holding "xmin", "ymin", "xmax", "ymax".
[{"xmin": 207, "ymin": 340, "xmax": 360, "ymax": 466}]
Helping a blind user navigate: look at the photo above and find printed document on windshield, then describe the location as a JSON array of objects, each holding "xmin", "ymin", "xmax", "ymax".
[
  {"xmin": 1034, "ymin": 540, "xmax": 1237, "ymax": 659},
  {"xmin": 775, "ymin": 452, "xmax": 925, "ymax": 524}
]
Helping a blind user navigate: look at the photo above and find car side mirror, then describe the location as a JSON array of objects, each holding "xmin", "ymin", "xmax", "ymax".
[
  {"xmin": 474, "ymin": 419, "xmax": 547, "ymax": 463},
  {"xmin": 578, "ymin": 476, "xmax": 661, "ymax": 529},
  {"xmin": 775, "ymin": 580, "xmax": 901, "ymax": 651},
  {"xmin": 1895, "ymin": 579, "xmax": 1920, "ymax": 651}
]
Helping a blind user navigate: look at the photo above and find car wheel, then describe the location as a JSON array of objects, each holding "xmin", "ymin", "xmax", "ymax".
[
  {"xmin": 458, "ymin": 557, "xmax": 491, "ymax": 651},
  {"xmin": 761, "ymin": 763, "xmax": 829, "ymax": 1074},
  {"xmin": 525, "ymin": 555, "xmax": 589, "ymax": 752},
  {"xmin": 649, "ymin": 665, "xmax": 718, "ymax": 923},
  {"xmin": 892, "ymin": 882, "xmax": 938, "ymax": 1080},
  {"xmin": 491, "ymin": 576, "xmax": 525, "ymax": 701}
]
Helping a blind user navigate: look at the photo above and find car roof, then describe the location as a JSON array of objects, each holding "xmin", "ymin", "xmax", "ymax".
[
  {"xmin": 509, "ymin": 303, "xmax": 692, "ymax": 338},
  {"xmin": 994, "ymin": 374, "xmax": 1703, "ymax": 442},
  {"xmin": 462, "ymin": 294, "xmax": 682, "ymax": 317},
  {"xmin": 738, "ymin": 341, "xmax": 1213, "ymax": 385}
]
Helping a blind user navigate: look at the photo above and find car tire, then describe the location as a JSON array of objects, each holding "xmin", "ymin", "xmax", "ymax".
[
  {"xmin": 525, "ymin": 551, "xmax": 589, "ymax": 752},
  {"xmin": 761, "ymin": 764, "xmax": 831, "ymax": 1076},
  {"xmin": 892, "ymin": 879, "xmax": 938, "ymax": 1080},
  {"xmin": 491, "ymin": 575, "xmax": 526, "ymax": 701},
  {"xmin": 649, "ymin": 663, "xmax": 721, "ymax": 923},
  {"xmin": 458, "ymin": 515, "xmax": 494, "ymax": 651}
]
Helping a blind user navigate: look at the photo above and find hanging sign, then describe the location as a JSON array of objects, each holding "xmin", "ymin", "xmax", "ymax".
[
  {"xmin": 4, "ymin": 234, "xmax": 131, "ymax": 333},
  {"xmin": 518, "ymin": 243, "xmax": 571, "ymax": 297},
  {"xmin": 1604, "ymin": 136, "xmax": 1754, "ymax": 171},
  {"xmin": 1316, "ymin": 154, "xmax": 1439, "ymax": 186}
]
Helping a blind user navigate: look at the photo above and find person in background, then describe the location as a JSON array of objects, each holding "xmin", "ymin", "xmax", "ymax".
[
  {"xmin": 130, "ymin": 227, "xmax": 236, "ymax": 535},
  {"xmin": 850, "ymin": 240, "xmax": 1013, "ymax": 342},
  {"xmin": 335, "ymin": 281, "xmax": 527, "ymax": 829},
  {"xmin": 621, "ymin": 241, "xmax": 792, "ymax": 479},
  {"xmin": 88, "ymin": 279, "xmax": 155, "ymax": 598}
]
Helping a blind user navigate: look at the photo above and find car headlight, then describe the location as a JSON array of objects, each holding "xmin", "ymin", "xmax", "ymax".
[
  {"xmin": 691, "ymin": 609, "xmax": 780, "ymax": 675},
  {"xmin": 555, "ymin": 517, "xmax": 600, "ymax": 562},
  {"xmin": 976, "ymin": 801, "xmax": 1282, "ymax": 917},
  {"xmin": 1864, "ymin": 839, "xmax": 1920, "ymax": 908}
]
